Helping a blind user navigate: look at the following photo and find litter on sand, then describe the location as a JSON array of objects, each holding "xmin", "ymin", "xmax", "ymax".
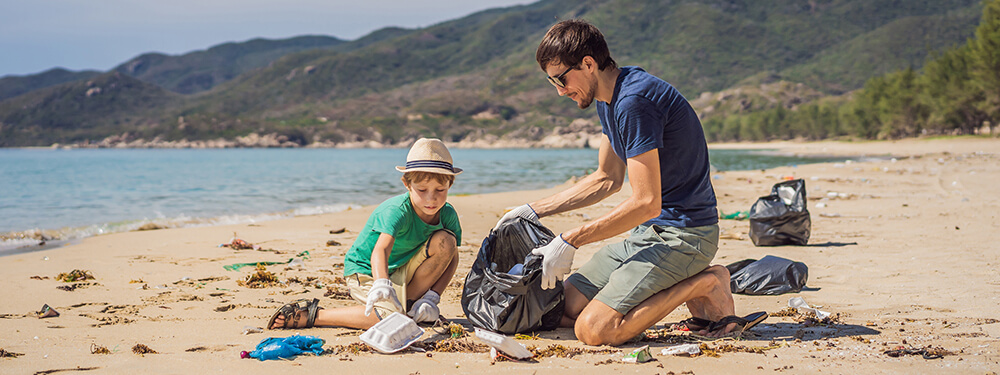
[
  {"xmin": 661, "ymin": 343, "xmax": 701, "ymax": 356},
  {"xmin": 474, "ymin": 328, "xmax": 533, "ymax": 359},
  {"xmin": 359, "ymin": 312, "xmax": 424, "ymax": 354},
  {"xmin": 219, "ymin": 233, "xmax": 261, "ymax": 250},
  {"xmin": 788, "ymin": 297, "xmax": 831, "ymax": 319},
  {"xmin": 247, "ymin": 335, "xmax": 325, "ymax": 361},
  {"xmin": 622, "ymin": 345, "xmax": 654, "ymax": 363},
  {"xmin": 37, "ymin": 304, "xmax": 59, "ymax": 318},
  {"xmin": 223, "ymin": 251, "xmax": 310, "ymax": 271}
]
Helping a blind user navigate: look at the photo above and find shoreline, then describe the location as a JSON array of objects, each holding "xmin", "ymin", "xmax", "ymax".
[
  {"xmin": 2, "ymin": 137, "xmax": 999, "ymax": 374},
  {"xmin": 0, "ymin": 144, "xmax": 854, "ymax": 255}
]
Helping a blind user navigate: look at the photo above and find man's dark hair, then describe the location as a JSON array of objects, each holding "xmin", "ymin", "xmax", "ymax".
[{"xmin": 536, "ymin": 19, "xmax": 617, "ymax": 72}]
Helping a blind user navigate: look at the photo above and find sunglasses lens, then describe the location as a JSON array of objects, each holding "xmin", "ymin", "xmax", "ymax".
[{"xmin": 547, "ymin": 76, "xmax": 564, "ymax": 88}]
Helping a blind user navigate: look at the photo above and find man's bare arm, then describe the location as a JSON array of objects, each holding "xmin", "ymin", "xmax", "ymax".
[
  {"xmin": 562, "ymin": 148, "xmax": 662, "ymax": 247},
  {"xmin": 530, "ymin": 135, "xmax": 627, "ymax": 218}
]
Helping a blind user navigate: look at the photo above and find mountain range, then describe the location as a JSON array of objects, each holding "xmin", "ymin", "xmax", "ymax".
[{"xmin": 0, "ymin": 0, "xmax": 984, "ymax": 147}]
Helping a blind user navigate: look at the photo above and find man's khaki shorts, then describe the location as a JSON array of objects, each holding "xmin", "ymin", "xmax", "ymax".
[
  {"xmin": 346, "ymin": 229, "xmax": 454, "ymax": 318},
  {"xmin": 565, "ymin": 224, "xmax": 719, "ymax": 316}
]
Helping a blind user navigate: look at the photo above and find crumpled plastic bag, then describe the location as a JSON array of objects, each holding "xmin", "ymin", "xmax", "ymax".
[
  {"xmin": 726, "ymin": 255, "xmax": 808, "ymax": 295},
  {"xmin": 248, "ymin": 335, "xmax": 325, "ymax": 361},
  {"xmin": 749, "ymin": 179, "xmax": 811, "ymax": 246},
  {"xmin": 461, "ymin": 217, "xmax": 565, "ymax": 334}
]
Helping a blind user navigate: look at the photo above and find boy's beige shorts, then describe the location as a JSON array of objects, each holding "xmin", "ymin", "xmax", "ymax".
[{"xmin": 346, "ymin": 238, "xmax": 432, "ymax": 318}]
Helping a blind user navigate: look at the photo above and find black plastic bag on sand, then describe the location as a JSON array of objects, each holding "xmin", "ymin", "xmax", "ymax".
[
  {"xmin": 726, "ymin": 255, "xmax": 809, "ymax": 295},
  {"xmin": 461, "ymin": 218, "xmax": 565, "ymax": 334},
  {"xmin": 749, "ymin": 179, "xmax": 811, "ymax": 246}
]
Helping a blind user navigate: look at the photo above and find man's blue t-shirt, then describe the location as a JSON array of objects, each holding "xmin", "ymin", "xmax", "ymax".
[{"xmin": 596, "ymin": 66, "xmax": 718, "ymax": 228}]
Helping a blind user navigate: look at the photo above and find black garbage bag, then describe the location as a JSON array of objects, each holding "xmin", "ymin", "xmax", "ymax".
[
  {"xmin": 726, "ymin": 255, "xmax": 809, "ymax": 295},
  {"xmin": 749, "ymin": 179, "xmax": 811, "ymax": 246},
  {"xmin": 461, "ymin": 217, "xmax": 565, "ymax": 334}
]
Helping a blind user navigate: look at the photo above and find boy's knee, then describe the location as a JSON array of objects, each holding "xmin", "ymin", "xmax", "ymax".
[{"xmin": 427, "ymin": 231, "xmax": 457, "ymax": 258}]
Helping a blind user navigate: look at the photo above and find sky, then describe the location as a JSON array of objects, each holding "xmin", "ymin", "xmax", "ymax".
[{"xmin": 0, "ymin": 0, "xmax": 531, "ymax": 77}]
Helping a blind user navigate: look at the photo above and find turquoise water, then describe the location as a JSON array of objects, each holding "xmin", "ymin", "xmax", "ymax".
[{"xmin": 0, "ymin": 148, "xmax": 844, "ymax": 252}]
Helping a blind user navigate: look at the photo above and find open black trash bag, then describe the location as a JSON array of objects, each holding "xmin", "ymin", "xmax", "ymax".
[
  {"xmin": 726, "ymin": 255, "xmax": 809, "ymax": 295},
  {"xmin": 461, "ymin": 217, "xmax": 565, "ymax": 334},
  {"xmin": 749, "ymin": 179, "xmax": 811, "ymax": 246}
]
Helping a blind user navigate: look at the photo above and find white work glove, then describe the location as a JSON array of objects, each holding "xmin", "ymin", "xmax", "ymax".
[
  {"xmin": 365, "ymin": 278, "xmax": 403, "ymax": 317},
  {"xmin": 494, "ymin": 204, "xmax": 540, "ymax": 231},
  {"xmin": 530, "ymin": 234, "xmax": 577, "ymax": 290},
  {"xmin": 407, "ymin": 290, "xmax": 441, "ymax": 323}
]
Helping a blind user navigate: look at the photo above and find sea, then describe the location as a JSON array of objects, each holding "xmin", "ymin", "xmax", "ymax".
[{"xmin": 0, "ymin": 148, "xmax": 846, "ymax": 254}]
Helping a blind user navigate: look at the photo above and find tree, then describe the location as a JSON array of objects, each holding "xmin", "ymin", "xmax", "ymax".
[
  {"xmin": 970, "ymin": 0, "xmax": 1000, "ymax": 134},
  {"xmin": 921, "ymin": 44, "xmax": 989, "ymax": 134}
]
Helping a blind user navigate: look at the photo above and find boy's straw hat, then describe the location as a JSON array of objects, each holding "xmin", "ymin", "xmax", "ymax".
[{"xmin": 395, "ymin": 138, "xmax": 463, "ymax": 175}]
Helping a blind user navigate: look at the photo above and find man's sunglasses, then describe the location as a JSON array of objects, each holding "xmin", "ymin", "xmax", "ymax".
[{"xmin": 546, "ymin": 66, "xmax": 574, "ymax": 88}]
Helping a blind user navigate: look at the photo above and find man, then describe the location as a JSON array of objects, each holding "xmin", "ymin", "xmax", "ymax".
[{"xmin": 494, "ymin": 20, "xmax": 763, "ymax": 346}]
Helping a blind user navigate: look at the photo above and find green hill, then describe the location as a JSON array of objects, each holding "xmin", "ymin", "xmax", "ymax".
[
  {"xmin": 0, "ymin": 0, "xmax": 984, "ymax": 147},
  {"xmin": 0, "ymin": 72, "xmax": 180, "ymax": 146},
  {"xmin": 113, "ymin": 35, "xmax": 347, "ymax": 94},
  {"xmin": 0, "ymin": 68, "xmax": 102, "ymax": 101}
]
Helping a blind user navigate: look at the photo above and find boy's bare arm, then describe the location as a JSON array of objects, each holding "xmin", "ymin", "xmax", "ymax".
[
  {"xmin": 530, "ymin": 135, "xmax": 626, "ymax": 217},
  {"xmin": 370, "ymin": 232, "xmax": 395, "ymax": 279}
]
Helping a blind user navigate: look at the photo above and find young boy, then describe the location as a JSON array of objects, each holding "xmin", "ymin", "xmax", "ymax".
[{"xmin": 268, "ymin": 138, "xmax": 462, "ymax": 329}]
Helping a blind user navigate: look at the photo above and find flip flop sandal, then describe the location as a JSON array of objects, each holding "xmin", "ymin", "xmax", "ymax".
[
  {"xmin": 670, "ymin": 317, "xmax": 713, "ymax": 332},
  {"xmin": 706, "ymin": 311, "xmax": 769, "ymax": 336},
  {"xmin": 267, "ymin": 298, "xmax": 322, "ymax": 329}
]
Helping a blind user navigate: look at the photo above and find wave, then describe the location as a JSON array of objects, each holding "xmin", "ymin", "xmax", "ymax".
[{"xmin": 0, "ymin": 203, "xmax": 359, "ymax": 255}]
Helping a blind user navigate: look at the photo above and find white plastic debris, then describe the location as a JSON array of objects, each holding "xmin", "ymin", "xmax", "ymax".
[
  {"xmin": 475, "ymin": 328, "xmax": 533, "ymax": 359},
  {"xmin": 360, "ymin": 312, "xmax": 424, "ymax": 353},
  {"xmin": 661, "ymin": 343, "xmax": 701, "ymax": 356},
  {"xmin": 788, "ymin": 297, "xmax": 831, "ymax": 319}
]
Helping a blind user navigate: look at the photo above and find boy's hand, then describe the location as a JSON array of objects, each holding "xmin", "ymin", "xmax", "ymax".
[
  {"xmin": 407, "ymin": 290, "xmax": 441, "ymax": 323},
  {"xmin": 531, "ymin": 234, "xmax": 577, "ymax": 290},
  {"xmin": 494, "ymin": 204, "xmax": 540, "ymax": 231},
  {"xmin": 365, "ymin": 278, "xmax": 403, "ymax": 317}
]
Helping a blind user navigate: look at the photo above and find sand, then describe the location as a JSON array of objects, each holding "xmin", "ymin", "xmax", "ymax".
[{"xmin": 2, "ymin": 137, "xmax": 999, "ymax": 374}]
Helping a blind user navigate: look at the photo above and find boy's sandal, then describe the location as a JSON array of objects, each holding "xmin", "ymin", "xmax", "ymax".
[
  {"xmin": 705, "ymin": 311, "xmax": 769, "ymax": 336},
  {"xmin": 670, "ymin": 316, "xmax": 713, "ymax": 332},
  {"xmin": 267, "ymin": 298, "xmax": 322, "ymax": 329}
]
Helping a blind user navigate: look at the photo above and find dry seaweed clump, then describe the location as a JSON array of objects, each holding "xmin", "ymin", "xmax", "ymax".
[
  {"xmin": 322, "ymin": 343, "xmax": 374, "ymax": 355},
  {"xmin": 237, "ymin": 264, "xmax": 280, "ymax": 288},
  {"xmin": 56, "ymin": 269, "xmax": 94, "ymax": 282},
  {"xmin": 448, "ymin": 323, "xmax": 466, "ymax": 339},
  {"xmin": 1, "ymin": 348, "xmax": 24, "ymax": 358},
  {"xmin": 640, "ymin": 327, "xmax": 696, "ymax": 344},
  {"xmin": 413, "ymin": 338, "xmax": 489, "ymax": 353},
  {"xmin": 91, "ymin": 344, "xmax": 111, "ymax": 354},
  {"xmin": 530, "ymin": 344, "xmax": 619, "ymax": 358},
  {"xmin": 324, "ymin": 286, "xmax": 352, "ymax": 300},
  {"xmin": 771, "ymin": 306, "xmax": 842, "ymax": 326},
  {"xmin": 770, "ymin": 307, "xmax": 799, "ymax": 317},
  {"xmin": 884, "ymin": 345, "xmax": 953, "ymax": 359},
  {"xmin": 698, "ymin": 342, "xmax": 782, "ymax": 357},
  {"xmin": 132, "ymin": 344, "xmax": 157, "ymax": 356}
]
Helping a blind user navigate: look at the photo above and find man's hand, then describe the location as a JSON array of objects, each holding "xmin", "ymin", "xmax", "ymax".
[
  {"xmin": 365, "ymin": 278, "xmax": 403, "ymax": 317},
  {"xmin": 530, "ymin": 234, "xmax": 577, "ymax": 290},
  {"xmin": 494, "ymin": 204, "xmax": 540, "ymax": 231},
  {"xmin": 407, "ymin": 290, "xmax": 441, "ymax": 323}
]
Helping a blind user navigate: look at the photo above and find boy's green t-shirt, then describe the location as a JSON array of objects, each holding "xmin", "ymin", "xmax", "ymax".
[{"xmin": 343, "ymin": 192, "xmax": 462, "ymax": 277}]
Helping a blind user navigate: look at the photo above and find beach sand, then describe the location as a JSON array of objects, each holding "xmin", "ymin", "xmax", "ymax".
[{"xmin": 2, "ymin": 137, "xmax": 999, "ymax": 374}]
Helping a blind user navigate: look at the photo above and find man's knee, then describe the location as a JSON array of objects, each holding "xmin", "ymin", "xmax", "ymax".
[
  {"xmin": 574, "ymin": 308, "xmax": 625, "ymax": 346},
  {"xmin": 703, "ymin": 264, "xmax": 730, "ymax": 279}
]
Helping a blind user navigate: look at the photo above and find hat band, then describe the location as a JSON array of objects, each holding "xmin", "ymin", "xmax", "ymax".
[{"xmin": 405, "ymin": 160, "xmax": 454, "ymax": 172}]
